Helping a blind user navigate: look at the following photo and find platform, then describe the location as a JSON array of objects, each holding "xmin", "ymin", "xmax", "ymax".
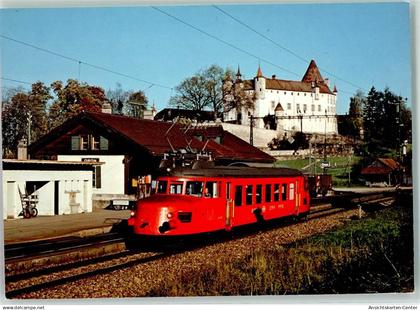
[{"xmin": 2, "ymin": 209, "xmax": 131, "ymax": 245}]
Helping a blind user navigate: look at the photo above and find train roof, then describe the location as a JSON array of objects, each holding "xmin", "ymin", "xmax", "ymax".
[{"xmin": 166, "ymin": 166, "xmax": 303, "ymax": 178}]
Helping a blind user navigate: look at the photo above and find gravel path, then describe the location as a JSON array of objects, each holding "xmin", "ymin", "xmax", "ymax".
[{"xmin": 11, "ymin": 208, "xmax": 360, "ymax": 299}]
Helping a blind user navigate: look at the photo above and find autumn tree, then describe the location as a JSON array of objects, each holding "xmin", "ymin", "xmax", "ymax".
[
  {"xmin": 2, "ymin": 82, "xmax": 51, "ymax": 157},
  {"xmin": 48, "ymin": 79, "xmax": 107, "ymax": 128},
  {"xmin": 127, "ymin": 90, "xmax": 148, "ymax": 118}
]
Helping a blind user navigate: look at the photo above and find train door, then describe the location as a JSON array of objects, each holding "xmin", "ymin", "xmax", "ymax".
[
  {"xmin": 294, "ymin": 180, "xmax": 300, "ymax": 215},
  {"xmin": 225, "ymin": 182, "xmax": 234, "ymax": 231}
]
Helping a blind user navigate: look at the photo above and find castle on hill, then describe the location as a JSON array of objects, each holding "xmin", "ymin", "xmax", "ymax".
[{"xmin": 223, "ymin": 60, "xmax": 338, "ymax": 135}]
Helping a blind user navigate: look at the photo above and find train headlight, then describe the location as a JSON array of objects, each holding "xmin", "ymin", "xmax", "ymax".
[
  {"xmin": 130, "ymin": 210, "xmax": 136, "ymax": 217},
  {"xmin": 167, "ymin": 212, "xmax": 173, "ymax": 219}
]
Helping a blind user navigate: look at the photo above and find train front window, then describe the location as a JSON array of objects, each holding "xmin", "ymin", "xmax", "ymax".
[
  {"xmin": 169, "ymin": 182, "xmax": 183, "ymax": 194},
  {"xmin": 157, "ymin": 181, "xmax": 168, "ymax": 194},
  {"xmin": 186, "ymin": 181, "xmax": 203, "ymax": 197}
]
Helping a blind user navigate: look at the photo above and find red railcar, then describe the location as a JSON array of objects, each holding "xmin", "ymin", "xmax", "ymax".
[{"xmin": 127, "ymin": 166, "xmax": 310, "ymax": 237}]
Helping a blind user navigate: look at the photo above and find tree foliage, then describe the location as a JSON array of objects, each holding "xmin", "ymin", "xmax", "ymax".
[
  {"xmin": 169, "ymin": 64, "xmax": 229, "ymax": 117},
  {"xmin": 2, "ymin": 82, "xmax": 51, "ymax": 157},
  {"xmin": 48, "ymin": 79, "xmax": 106, "ymax": 128},
  {"xmin": 127, "ymin": 90, "xmax": 148, "ymax": 118},
  {"xmin": 362, "ymin": 87, "xmax": 411, "ymax": 155}
]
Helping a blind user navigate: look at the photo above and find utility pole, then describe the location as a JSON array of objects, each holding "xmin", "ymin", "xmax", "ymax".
[
  {"xmin": 249, "ymin": 115, "xmax": 254, "ymax": 146},
  {"xmin": 27, "ymin": 111, "xmax": 32, "ymax": 145}
]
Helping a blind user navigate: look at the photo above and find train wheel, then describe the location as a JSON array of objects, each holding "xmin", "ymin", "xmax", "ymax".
[{"xmin": 30, "ymin": 208, "xmax": 38, "ymax": 217}]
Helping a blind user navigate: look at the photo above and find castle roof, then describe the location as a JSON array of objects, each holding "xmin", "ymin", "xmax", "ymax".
[
  {"xmin": 301, "ymin": 59, "xmax": 324, "ymax": 83},
  {"xmin": 239, "ymin": 60, "xmax": 334, "ymax": 95}
]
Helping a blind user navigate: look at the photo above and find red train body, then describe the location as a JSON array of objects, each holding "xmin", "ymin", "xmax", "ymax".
[{"xmin": 127, "ymin": 167, "xmax": 310, "ymax": 237}]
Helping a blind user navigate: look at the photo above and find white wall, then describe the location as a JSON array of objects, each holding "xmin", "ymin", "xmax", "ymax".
[
  {"xmin": 57, "ymin": 155, "xmax": 125, "ymax": 195},
  {"xmin": 2, "ymin": 169, "xmax": 92, "ymax": 219}
]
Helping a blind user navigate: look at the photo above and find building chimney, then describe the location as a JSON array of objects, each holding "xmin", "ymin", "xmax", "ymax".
[
  {"xmin": 272, "ymin": 74, "xmax": 276, "ymax": 79},
  {"xmin": 102, "ymin": 102, "xmax": 112, "ymax": 114},
  {"xmin": 17, "ymin": 138, "xmax": 27, "ymax": 160}
]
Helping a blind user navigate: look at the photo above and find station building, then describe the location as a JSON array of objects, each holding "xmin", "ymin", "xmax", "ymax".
[{"xmin": 2, "ymin": 159, "xmax": 97, "ymax": 219}]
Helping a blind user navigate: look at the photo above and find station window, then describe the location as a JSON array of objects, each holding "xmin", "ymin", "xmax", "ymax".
[
  {"xmin": 256, "ymin": 184, "xmax": 262, "ymax": 204},
  {"xmin": 246, "ymin": 185, "xmax": 253, "ymax": 205},
  {"xmin": 205, "ymin": 181, "xmax": 219, "ymax": 198},
  {"xmin": 157, "ymin": 181, "xmax": 168, "ymax": 194},
  {"xmin": 265, "ymin": 184, "xmax": 272, "ymax": 202},
  {"xmin": 169, "ymin": 182, "xmax": 183, "ymax": 194},
  {"xmin": 289, "ymin": 183, "xmax": 295, "ymax": 200},
  {"xmin": 281, "ymin": 184, "xmax": 287, "ymax": 200},
  {"xmin": 274, "ymin": 184, "xmax": 280, "ymax": 202},
  {"xmin": 234, "ymin": 185, "xmax": 243, "ymax": 207},
  {"xmin": 92, "ymin": 165, "xmax": 101, "ymax": 189},
  {"xmin": 186, "ymin": 181, "xmax": 203, "ymax": 197}
]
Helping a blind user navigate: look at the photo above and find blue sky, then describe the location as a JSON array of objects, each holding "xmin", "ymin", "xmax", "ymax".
[{"xmin": 0, "ymin": 2, "xmax": 412, "ymax": 115}]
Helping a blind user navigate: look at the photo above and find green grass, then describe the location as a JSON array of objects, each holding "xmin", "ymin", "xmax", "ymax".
[
  {"xmin": 275, "ymin": 155, "xmax": 362, "ymax": 187},
  {"xmin": 148, "ymin": 197, "xmax": 413, "ymax": 296}
]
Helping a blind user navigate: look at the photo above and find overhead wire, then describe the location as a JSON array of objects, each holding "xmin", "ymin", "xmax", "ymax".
[
  {"xmin": 0, "ymin": 34, "xmax": 173, "ymax": 90},
  {"xmin": 151, "ymin": 6, "xmax": 301, "ymax": 78},
  {"xmin": 212, "ymin": 5, "xmax": 366, "ymax": 92}
]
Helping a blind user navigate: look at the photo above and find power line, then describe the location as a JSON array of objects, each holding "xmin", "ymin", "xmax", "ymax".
[
  {"xmin": 151, "ymin": 6, "xmax": 301, "ymax": 78},
  {"xmin": 1, "ymin": 77, "xmax": 32, "ymax": 85},
  {"xmin": 0, "ymin": 34, "xmax": 173, "ymax": 90},
  {"xmin": 212, "ymin": 5, "xmax": 366, "ymax": 92}
]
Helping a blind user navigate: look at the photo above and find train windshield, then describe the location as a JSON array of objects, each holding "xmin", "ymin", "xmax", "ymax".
[
  {"xmin": 157, "ymin": 181, "xmax": 168, "ymax": 194},
  {"xmin": 169, "ymin": 182, "xmax": 183, "ymax": 194},
  {"xmin": 186, "ymin": 181, "xmax": 203, "ymax": 197}
]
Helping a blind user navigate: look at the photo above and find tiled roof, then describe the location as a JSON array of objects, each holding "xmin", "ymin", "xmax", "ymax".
[
  {"xmin": 31, "ymin": 112, "xmax": 274, "ymax": 163},
  {"xmin": 360, "ymin": 158, "xmax": 400, "ymax": 175},
  {"xmin": 301, "ymin": 59, "xmax": 324, "ymax": 83},
  {"xmin": 241, "ymin": 78, "xmax": 333, "ymax": 94}
]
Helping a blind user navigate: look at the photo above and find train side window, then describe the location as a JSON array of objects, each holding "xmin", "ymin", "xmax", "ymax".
[
  {"xmin": 256, "ymin": 184, "xmax": 262, "ymax": 204},
  {"xmin": 289, "ymin": 183, "xmax": 295, "ymax": 200},
  {"xmin": 274, "ymin": 184, "xmax": 280, "ymax": 201},
  {"xmin": 234, "ymin": 186, "xmax": 242, "ymax": 206},
  {"xmin": 186, "ymin": 181, "xmax": 203, "ymax": 197},
  {"xmin": 282, "ymin": 184, "xmax": 287, "ymax": 200},
  {"xmin": 157, "ymin": 180, "xmax": 168, "ymax": 194},
  {"xmin": 169, "ymin": 182, "xmax": 183, "ymax": 194},
  {"xmin": 226, "ymin": 182, "xmax": 231, "ymax": 200},
  {"xmin": 205, "ymin": 181, "xmax": 219, "ymax": 198},
  {"xmin": 265, "ymin": 184, "xmax": 272, "ymax": 202},
  {"xmin": 246, "ymin": 185, "xmax": 253, "ymax": 205}
]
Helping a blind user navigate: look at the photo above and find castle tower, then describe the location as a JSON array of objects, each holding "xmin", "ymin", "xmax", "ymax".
[{"xmin": 254, "ymin": 65, "xmax": 266, "ymax": 100}]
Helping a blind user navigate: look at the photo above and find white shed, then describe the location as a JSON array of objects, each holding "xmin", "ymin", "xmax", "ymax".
[{"xmin": 2, "ymin": 159, "xmax": 100, "ymax": 219}]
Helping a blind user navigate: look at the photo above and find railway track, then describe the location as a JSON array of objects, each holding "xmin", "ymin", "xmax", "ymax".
[{"xmin": 5, "ymin": 190, "xmax": 400, "ymax": 298}]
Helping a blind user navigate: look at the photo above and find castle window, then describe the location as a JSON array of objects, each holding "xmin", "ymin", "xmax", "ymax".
[
  {"xmin": 296, "ymin": 104, "xmax": 300, "ymax": 112},
  {"xmin": 287, "ymin": 103, "xmax": 291, "ymax": 110},
  {"xmin": 311, "ymin": 104, "xmax": 315, "ymax": 112},
  {"xmin": 304, "ymin": 93, "xmax": 307, "ymax": 96},
  {"xmin": 284, "ymin": 92, "xmax": 287, "ymax": 95},
  {"xmin": 271, "ymin": 101, "xmax": 276, "ymax": 108},
  {"xmin": 318, "ymin": 105, "xmax": 321, "ymax": 112},
  {"xmin": 277, "ymin": 91, "xmax": 279, "ymax": 94},
  {"xmin": 291, "ymin": 92, "xmax": 293, "ymax": 95},
  {"xmin": 297, "ymin": 92, "xmax": 300, "ymax": 96},
  {"xmin": 303, "ymin": 104, "xmax": 307, "ymax": 113}
]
